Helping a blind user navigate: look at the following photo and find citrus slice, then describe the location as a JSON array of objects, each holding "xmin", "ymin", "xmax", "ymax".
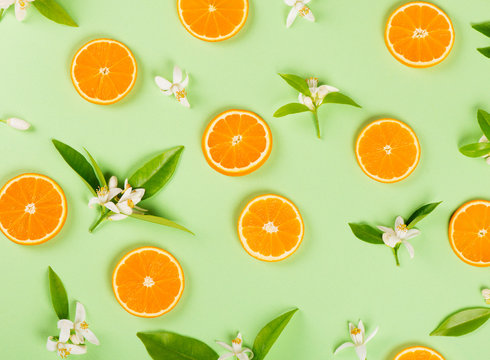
[
  {"xmin": 112, "ymin": 246, "xmax": 184, "ymax": 317},
  {"xmin": 394, "ymin": 346, "xmax": 444, "ymax": 360},
  {"xmin": 71, "ymin": 38, "xmax": 137, "ymax": 105},
  {"xmin": 177, "ymin": 0, "xmax": 248, "ymax": 42},
  {"xmin": 202, "ymin": 109, "xmax": 272, "ymax": 176},
  {"xmin": 355, "ymin": 119, "xmax": 421, "ymax": 183},
  {"xmin": 0, "ymin": 173, "xmax": 67, "ymax": 245},
  {"xmin": 449, "ymin": 200, "xmax": 490, "ymax": 267},
  {"xmin": 385, "ymin": 2, "xmax": 454, "ymax": 68},
  {"xmin": 238, "ymin": 194, "xmax": 304, "ymax": 262}
]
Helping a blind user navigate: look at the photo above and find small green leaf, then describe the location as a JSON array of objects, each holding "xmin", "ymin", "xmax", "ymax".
[
  {"xmin": 477, "ymin": 47, "xmax": 490, "ymax": 58},
  {"xmin": 128, "ymin": 146, "xmax": 184, "ymax": 200},
  {"xmin": 48, "ymin": 267, "xmax": 69, "ymax": 320},
  {"xmin": 406, "ymin": 202, "xmax": 441, "ymax": 229},
  {"xmin": 278, "ymin": 74, "xmax": 311, "ymax": 96},
  {"xmin": 253, "ymin": 308, "xmax": 298, "ymax": 360},
  {"xmin": 84, "ymin": 148, "xmax": 106, "ymax": 188},
  {"xmin": 273, "ymin": 103, "xmax": 311, "ymax": 117},
  {"xmin": 33, "ymin": 0, "xmax": 78, "ymax": 27},
  {"xmin": 430, "ymin": 308, "xmax": 490, "ymax": 336},
  {"xmin": 477, "ymin": 109, "xmax": 490, "ymax": 139},
  {"xmin": 137, "ymin": 331, "xmax": 219, "ymax": 360},
  {"xmin": 321, "ymin": 92, "xmax": 361, "ymax": 108},
  {"xmin": 52, "ymin": 139, "xmax": 98, "ymax": 195},
  {"xmin": 472, "ymin": 21, "xmax": 490, "ymax": 37},
  {"xmin": 130, "ymin": 214, "xmax": 194, "ymax": 235},
  {"xmin": 348, "ymin": 223, "xmax": 384, "ymax": 245},
  {"xmin": 459, "ymin": 142, "xmax": 490, "ymax": 158}
]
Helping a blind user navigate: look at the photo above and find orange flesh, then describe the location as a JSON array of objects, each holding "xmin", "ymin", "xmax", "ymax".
[
  {"xmin": 113, "ymin": 247, "xmax": 184, "ymax": 317},
  {"xmin": 178, "ymin": 0, "xmax": 248, "ymax": 41},
  {"xmin": 395, "ymin": 346, "xmax": 444, "ymax": 360},
  {"xmin": 449, "ymin": 201, "xmax": 490, "ymax": 267},
  {"xmin": 0, "ymin": 174, "xmax": 67, "ymax": 244},
  {"xmin": 356, "ymin": 119, "xmax": 420, "ymax": 183},
  {"xmin": 385, "ymin": 2, "xmax": 454, "ymax": 67},
  {"xmin": 203, "ymin": 110, "xmax": 272, "ymax": 176},
  {"xmin": 238, "ymin": 195, "xmax": 304, "ymax": 261},
  {"xmin": 71, "ymin": 39, "xmax": 137, "ymax": 104}
]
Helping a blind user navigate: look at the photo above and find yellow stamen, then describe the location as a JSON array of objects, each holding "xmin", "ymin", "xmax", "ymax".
[
  {"xmin": 128, "ymin": 199, "xmax": 134, "ymax": 208},
  {"xmin": 80, "ymin": 321, "xmax": 89, "ymax": 330},
  {"xmin": 58, "ymin": 348, "xmax": 71, "ymax": 358},
  {"xmin": 299, "ymin": 6, "xmax": 310, "ymax": 17},
  {"xmin": 351, "ymin": 328, "xmax": 361, "ymax": 335},
  {"xmin": 232, "ymin": 337, "xmax": 242, "ymax": 345},
  {"xmin": 175, "ymin": 89, "xmax": 187, "ymax": 101},
  {"xmin": 397, "ymin": 224, "xmax": 407, "ymax": 232}
]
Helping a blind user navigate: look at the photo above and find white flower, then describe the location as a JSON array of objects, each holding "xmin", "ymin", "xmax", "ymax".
[
  {"xmin": 216, "ymin": 332, "xmax": 254, "ymax": 360},
  {"xmin": 105, "ymin": 179, "xmax": 145, "ymax": 220},
  {"xmin": 478, "ymin": 135, "xmax": 490, "ymax": 165},
  {"xmin": 334, "ymin": 320, "xmax": 378, "ymax": 360},
  {"xmin": 88, "ymin": 176, "xmax": 122, "ymax": 208},
  {"xmin": 155, "ymin": 66, "xmax": 190, "ymax": 108},
  {"xmin": 298, "ymin": 77, "xmax": 339, "ymax": 111},
  {"xmin": 482, "ymin": 289, "xmax": 490, "ymax": 304},
  {"xmin": 285, "ymin": 0, "xmax": 315, "ymax": 28},
  {"xmin": 2, "ymin": 117, "xmax": 31, "ymax": 130},
  {"xmin": 0, "ymin": 0, "xmax": 35, "ymax": 21},
  {"xmin": 377, "ymin": 216, "xmax": 420, "ymax": 258},
  {"xmin": 57, "ymin": 302, "xmax": 100, "ymax": 346},
  {"xmin": 46, "ymin": 336, "xmax": 86, "ymax": 358}
]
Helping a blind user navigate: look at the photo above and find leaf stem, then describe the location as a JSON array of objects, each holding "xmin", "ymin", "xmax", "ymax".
[
  {"xmin": 392, "ymin": 247, "xmax": 400, "ymax": 266},
  {"xmin": 0, "ymin": 9, "xmax": 4, "ymax": 21},
  {"xmin": 89, "ymin": 210, "xmax": 109, "ymax": 233},
  {"xmin": 313, "ymin": 110, "xmax": 321, "ymax": 138}
]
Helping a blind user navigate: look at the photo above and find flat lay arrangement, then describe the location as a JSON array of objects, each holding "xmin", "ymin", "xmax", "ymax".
[{"xmin": 1, "ymin": 0, "xmax": 489, "ymax": 359}]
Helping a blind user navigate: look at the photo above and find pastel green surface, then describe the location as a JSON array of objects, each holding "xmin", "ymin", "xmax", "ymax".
[{"xmin": 1, "ymin": 0, "xmax": 490, "ymax": 359}]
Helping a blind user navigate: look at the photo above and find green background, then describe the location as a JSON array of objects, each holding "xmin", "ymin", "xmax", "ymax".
[{"xmin": 1, "ymin": 0, "xmax": 490, "ymax": 358}]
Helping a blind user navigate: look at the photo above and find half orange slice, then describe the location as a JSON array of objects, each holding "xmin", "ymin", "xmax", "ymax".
[{"xmin": 394, "ymin": 346, "xmax": 444, "ymax": 360}]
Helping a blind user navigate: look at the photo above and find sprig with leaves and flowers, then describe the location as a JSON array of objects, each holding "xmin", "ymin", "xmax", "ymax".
[
  {"xmin": 349, "ymin": 202, "xmax": 441, "ymax": 266},
  {"xmin": 273, "ymin": 73, "xmax": 360, "ymax": 138},
  {"xmin": 472, "ymin": 21, "xmax": 490, "ymax": 58},
  {"xmin": 334, "ymin": 319, "xmax": 378, "ymax": 360},
  {"xmin": 46, "ymin": 267, "xmax": 99, "ymax": 358},
  {"xmin": 459, "ymin": 109, "xmax": 490, "ymax": 164},
  {"xmin": 431, "ymin": 288, "xmax": 490, "ymax": 337},
  {"xmin": 137, "ymin": 308, "xmax": 297, "ymax": 360},
  {"xmin": 52, "ymin": 139, "xmax": 192, "ymax": 234},
  {"xmin": 0, "ymin": 0, "xmax": 77, "ymax": 26}
]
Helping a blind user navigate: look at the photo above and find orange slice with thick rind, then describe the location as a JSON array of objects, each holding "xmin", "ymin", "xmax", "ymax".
[{"xmin": 394, "ymin": 346, "xmax": 444, "ymax": 360}]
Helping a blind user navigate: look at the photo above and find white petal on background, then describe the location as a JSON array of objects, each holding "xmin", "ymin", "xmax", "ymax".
[
  {"xmin": 108, "ymin": 176, "xmax": 118, "ymax": 189},
  {"xmin": 354, "ymin": 344, "xmax": 367, "ymax": 360},
  {"xmin": 403, "ymin": 240, "xmax": 415, "ymax": 258},
  {"xmin": 365, "ymin": 326, "xmax": 378, "ymax": 344},
  {"xmin": 482, "ymin": 289, "xmax": 490, "ymax": 303},
  {"xmin": 173, "ymin": 65, "xmax": 183, "ymax": 84},
  {"xmin": 0, "ymin": 0, "xmax": 14, "ymax": 9},
  {"xmin": 46, "ymin": 337, "xmax": 58, "ymax": 352},
  {"xmin": 65, "ymin": 344, "xmax": 87, "ymax": 355},
  {"xmin": 6, "ymin": 117, "xmax": 30, "ymax": 130},
  {"xmin": 14, "ymin": 1, "xmax": 27, "ymax": 21},
  {"xmin": 302, "ymin": 7, "xmax": 315, "ymax": 22},
  {"xmin": 181, "ymin": 74, "xmax": 189, "ymax": 88},
  {"xmin": 83, "ymin": 329, "xmax": 100, "ymax": 345},
  {"xmin": 104, "ymin": 202, "xmax": 119, "ymax": 213},
  {"xmin": 236, "ymin": 353, "xmax": 250, "ymax": 360},
  {"xmin": 155, "ymin": 76, "xmax": 172, "ymax": 91},
  {"xmin": 286, "ymin": 7, "xmax": 298, "ymax": 28},
  {"xmin": 57, "ymin": 319, "xmax": 74, "ymax": 343},
  {"xmin": 303, "ymin": 0, "xmax": 311, "ymax": 3},
  {"xmin": 377, "ymin": 226, "xmax": 394, "ymax": 234},
  {"xmin": 405, "ymin": 228, "xmax": 421, "ymax": 239},
  {"xmin": 216, "ymin": 341, "xmax": 233, "ymax": 352},
  {"xmin": 334, "ymin": 342, "xmax": 354, "ymax": 354},
  {"xmin": 109, "ymin": 213, "xmax": 127, "ymax": 221},
  {"xmin": 284, "ymin": 0, "xmax": 296, "ymax": 5},
  {"xmin": 178, "ymin": 96, "xmax": 190, "ymax": 108},
  {"xmin": 75, "ymin": 302, "xmax": 86, "ymax": 323},
  {"xmin": 382, "ymin": 233, "xmax": 399, "ymax": 248}
]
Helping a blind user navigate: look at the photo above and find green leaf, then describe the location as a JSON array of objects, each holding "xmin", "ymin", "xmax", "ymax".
[
  {"xmin": 273, "ymin": 103, "xmax": 311, "ymax": 117},
  {"xmin": 430, "ymin": 308, "xmax": 490, "ymax": 336},
  {"xmin": 459, "ymin": 142, "xmax": 490, "ymax": 158},
  {"xmin": 406, "ymin": 202, "xmax": 441, "ymax": 229},
  {"xmin": 128, "ymin": 146, "xmax": 184, "ymax": 200},
  {"xmin": 33, "ymin": 0, "xmax": 78, "ymax": 27},
  {"xmin": 253, "ymin": 308, "xmax": 298, "ymax": 360},
  {"xmin": 477, "ymin": 109, "xmax": 490, "ymax": 139},
  {"xmin": 477, "ymin": 47, "xmax": 490, "ymax": 58},
  {"xmin": 321, "ymin": 92, "xmax": 361, "ymax": 108},
  {"xmin": 130, "ymin": 214, "xmax": 194, "ymax": 235},
  {"xmin": 348, "ymin": 223, "xmax": 384, "ymax": 245},
  {"xmin": 278, "ymin": 74, "xmax": 311, "ymax": 96},
  {"xmin": 472, "ymin": 21, "xmax": 490, "ymax": 37},
  {"xmin": 48, "ymin": 267, "xmax": 69, "ymax": 320},
  {"xmin": 84, "ymin": 148, "xmax": 106, "ymax": 188},
  {"xmin": 52, "ymin": 139, "xmax": 98, "ymax": 195},
  {"xmin": 137, "ymin": 331, "xmax": 218, "ymax": 360}
]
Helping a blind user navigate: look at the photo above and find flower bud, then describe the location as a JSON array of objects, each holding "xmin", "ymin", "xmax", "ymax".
[{"xmin": 6, "ymin": 118, "xmax": 30, "ymax": 130}]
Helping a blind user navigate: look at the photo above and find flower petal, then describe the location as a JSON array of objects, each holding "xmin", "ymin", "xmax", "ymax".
[
  {"xmin": 155, "ymin": 76, "xmax": 172, "ymax": 91},
  {"xmin": 334, "ymin": 342, "xmax": 354, "ymax": 354},
  {"xmin": 284, "ymin": 0, "xmax": 295, "ymax": 5},
  {"xmin": 377, "ymin": 226, "xmax": 395, "ymax": 235},
  {"xmin": 365, "ymin": 326, "xmax": 378, "ymax": 344},
  {"xmin": 403, "ymin": 240, "xmax": 415, "ymax": 258},
  {"xmin": 178, "ymin": 95, "xmax": 190, "ymax": 108},
  {"xmin": 109, "ymin": 213, "xmax": 128, "ymax": 221},
  {"xmin": 173, "ymin": 65, "xmax": 183, "ymax": 84},
  {"xmin": 302, "ymin": 6, "xmax": 315, "ymax": 22},
  {"xmin": 108, "ymin": 176, "xmax": 118, "ymax": 189},
  {"xmin": 6, "ymin": 117, "xmax": 30, "ymax": 130},
  {"xmin": 57, "ymin": 319, "xmax": 74, "ymax": 343},
  {"xmin": 88, "ymin": 197, "xmax": 100, "ymax": 208},
  {"xmin": 216, "ymin": 341, "xmax": 233, "ymax": 352},
  {"xmin": 15, "ymin": 1, "xmax": 27, "ymax": 21},
  {"xmin": 405, "ymin": 229, "xmax": 421, "ymax": 239},
  {"xmin": 358, "ymin": 320, "xmax": 365, "ymax": 335},
  {"xmin": 181, "ymin": 74, "xmax": 189, "ymax": 88},
  {"xmin": 83, "ymin": 329, "xmax": 100, "ymax": 345},
  {"xmin": 104, "ymin": 202, "xmax": 119, "ymax": 213},
  {"xmin": 65, "ymin": 344, "xmax": 87, "ymax": 355},
  {"xmin": 46, "ymin": 337, "xmax": 58, "ymax": 352},
  {"xmin": 75, "ymin": 302, "xmax": 86, "ymax": 324},
  {"xmin": 382, "ymin": 233, "xmax": 399, "ymax": 248},
  {"xmin": 302, "ymin": 96, "xmax": 315, "ymax": 111},
  {"xmin": 354, "ymin": 344, "xmax": 367, "ymax": 360},
  {"xmin": 395, "ymin": 216, "xmax": 404, "ymax": 229},
  {"xmin": 286, "ymin": 7, "xmax": 298, "ymax": 28}
]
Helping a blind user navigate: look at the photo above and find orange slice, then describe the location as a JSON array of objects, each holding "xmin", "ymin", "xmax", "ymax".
[
  {"xmin": 112, "ymin": 246, "xmax": 185, "ymax": 317},
  {"xmin": 0, "ymin": 173, "xmax": 67, "ymax": 245},
  {"xmin": 177, "ymin": 0, "xmax": 249, "ymax": 42},
  {"xmin": 385, "ymin": 2, "xmax": 454, "ymax": 68},
  {"xmin": 202, "ymin": 109, "xmax": 272, "ymax": 176},
  {"xmin": 449, "ymin": 200, "xmax": 490, "ymax": 267},
  {"xmin": 355, "ymin": 119, "xmax": 421, "ymax": 183},
  {"xmin": 71, "ymin": 39, "xmax": 137, "ymax": 105},
  {"xmin": 237, "ymin": 194, "xmax": 304, "ymax": 262},
  {"xmin": 394, "ymin": 346, "xmax": 444, "ymax": 360}
]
